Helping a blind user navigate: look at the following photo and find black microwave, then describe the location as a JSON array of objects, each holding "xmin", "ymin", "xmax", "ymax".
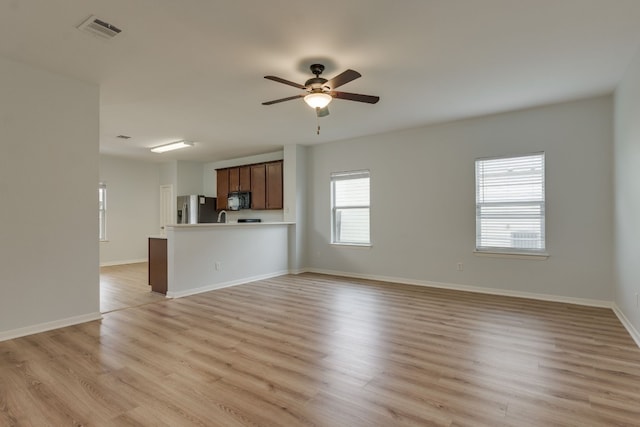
[{"xmin": 227, "ymin": 191, "xmax": 251, "ymax": 210}]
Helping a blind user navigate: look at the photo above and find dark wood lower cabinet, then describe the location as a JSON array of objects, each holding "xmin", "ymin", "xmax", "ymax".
[{"xmin": 148, "ymin": 238, "xmax": 167, "ymax": 295}]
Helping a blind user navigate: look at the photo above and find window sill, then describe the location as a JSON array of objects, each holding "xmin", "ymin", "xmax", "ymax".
[
  {"xmin": 100, "ymin": 240, "xmax": 109, "ymax": 243},
  {"xmin": 473, "ymin": 250, "xmax": 548, "ymax": 260},
  {"xmin": 331, "ymin": 243, "xmax": 372, "ymax": 249}
]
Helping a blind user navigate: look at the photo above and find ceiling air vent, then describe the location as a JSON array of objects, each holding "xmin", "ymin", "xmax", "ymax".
[{"xmin": 77, "ymin": 15, "xmax": 122, "ymax": 40}]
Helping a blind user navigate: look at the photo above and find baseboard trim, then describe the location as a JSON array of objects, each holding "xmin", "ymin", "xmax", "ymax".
[
  {"xmin": 0, "ymin": 312, "xmax": 103, "ymax": 342},
  {"xmin": 612, "ymin": 304, "xmax": 640, "ymax": 349},
  {"xmin": 305, "ymin": 268, "xmax": 612, "ymax": 308},
  {"xmin": 167, "ymin": 270, "xmax": 290, "ymax": 299},
  {"xmin": 100, "ymin": 258, "xmax": 147, "ymax": 267}
]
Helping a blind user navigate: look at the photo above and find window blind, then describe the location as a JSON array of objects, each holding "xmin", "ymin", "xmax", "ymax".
[
  {"xmin": 331, "ymin": 170, "xmax": 370, "ymax": 245},
  {"xmin": 475, "ymin": 153, "xmax": 545, "ymax": 252}
]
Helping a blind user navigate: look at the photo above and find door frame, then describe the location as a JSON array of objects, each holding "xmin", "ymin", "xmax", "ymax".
[{"xmin": 160, "ymin": 184, "xmax": 174, "ymax": 235}]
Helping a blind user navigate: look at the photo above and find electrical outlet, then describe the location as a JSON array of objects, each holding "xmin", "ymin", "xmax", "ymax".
[
  {"xmin": 457, "ymin": 262, "xmax": 463, "ymax": 271},
  {"xmin": 215, "ymin": 261, "xmax": 221, "ymax": 271}
]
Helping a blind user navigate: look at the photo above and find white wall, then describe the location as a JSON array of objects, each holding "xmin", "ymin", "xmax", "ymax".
[
  {"xmin": 176, "ymin": 160, "xmax": 204, "ymax": 196},
  {"xmin": 307, "ymin": 96, "xmax": 614, "ymax": 303},
  {"xmin": 99, "ymin": 155, "xmax": 161, "ymax": 265},
  {"xmin": 0, "ymin": 56, "xmax": 100, "ymax": 339},
  {"xmin": 284, "ymin": 144, "xmax": 308, "ymax": 272},
  {"xmin": 159, "ymin": 160, "xmax": 205, "ymax": 196},
  {"xmin": 614, "ymin": 48, "xmax": 640, "ymax": 340},
  {"xmin": 167, "ymin": 224, "xmax": 290, "ymax": 298},
  {"xmin": 160, "ymin": 160, "xmax": 177, "ymax": 188}
]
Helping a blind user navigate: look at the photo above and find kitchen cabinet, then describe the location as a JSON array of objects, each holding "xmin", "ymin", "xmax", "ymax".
[
  {"xmin": 266, "ymin": 161, "xmax": 283, "ymax": 209},
  {"xmin": 218, "ymin": 160, "xmax": 282, "ymax": 210},
  {"xmin": 250, "ymin": 161, "xmax": 282, "ymax": 210},
  {"xmin": 228, "ymin": 167, "xmax": 239, "ymax": 192},
  {"xmin": 148, "ymin": 238, "xmax": 167, "ymax": 295},
  {"xmin": 250, "ymin": 164, "xmax": 266, "ymax": 210},
  {"xmin": 216, "ymin": 169, "xmax": 229, "ymax": 210},
  {"xmin": 228, "ymin": 166, "xmax": 251, "ymax": 192},
  {"xmin": 239, "ymin": 166, "xmax": 251, "ymax": 191}
]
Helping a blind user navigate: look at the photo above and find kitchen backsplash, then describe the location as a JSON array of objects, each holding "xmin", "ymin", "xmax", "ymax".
[{"xmin": 224, "ymin": 208, "xmax": 283, "ymax": 223}]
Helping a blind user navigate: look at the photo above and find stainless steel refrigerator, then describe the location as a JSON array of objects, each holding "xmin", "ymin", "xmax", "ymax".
[{"xmin": 177, "ymin": 195, "xmax": 218, "ymax": 224}]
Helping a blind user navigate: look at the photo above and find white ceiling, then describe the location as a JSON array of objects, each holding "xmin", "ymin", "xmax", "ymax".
[{"xmin": 2, "ymin": 0, "xmax": 640, "ymax": 162}]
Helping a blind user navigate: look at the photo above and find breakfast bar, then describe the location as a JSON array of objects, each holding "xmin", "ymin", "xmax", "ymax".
[{"xmin": 161, "ymin": 222, "xmax": 294, "ymax": 298}]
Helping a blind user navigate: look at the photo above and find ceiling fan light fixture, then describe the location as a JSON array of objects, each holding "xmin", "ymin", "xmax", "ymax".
[
  {"xmin": 304, "ymin": 92, "xmax": 332, "ymax": 109},
  {"xmin": 150, "ymin": 140, "xmax": 194, "ymax": 153}
]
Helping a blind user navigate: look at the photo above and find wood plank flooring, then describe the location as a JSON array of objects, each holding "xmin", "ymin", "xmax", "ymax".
[
  {"xmin": 100, "ymin": 263, "xmax": 165, "ymax": 313},
  {"xmin": 2, "ymin": 273, "xmax": 640, "ymax": 426}
]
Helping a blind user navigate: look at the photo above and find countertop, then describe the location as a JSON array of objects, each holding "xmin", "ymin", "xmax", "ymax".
[{"xmin": 166, "ymin": 221, "xmax": 295, "ymax": 229}]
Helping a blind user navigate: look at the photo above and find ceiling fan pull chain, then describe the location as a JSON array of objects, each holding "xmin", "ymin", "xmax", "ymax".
[{"xmin": 316, "ymin": 113, "xmax": 321, "ymax": 135}]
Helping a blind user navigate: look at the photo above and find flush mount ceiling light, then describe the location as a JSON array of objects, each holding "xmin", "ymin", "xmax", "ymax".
[
  {"xmin": 304, "ymin": 92, "xmax": 332, "ymax": 109},
  {"xmin": 150, "ymin": 140, "xmax": 194, "ymax": 153}
]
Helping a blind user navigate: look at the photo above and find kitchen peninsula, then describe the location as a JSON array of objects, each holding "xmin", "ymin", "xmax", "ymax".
[{"xmin": 154, "ymin": 221, "xmax": 294, "ymax": 298}]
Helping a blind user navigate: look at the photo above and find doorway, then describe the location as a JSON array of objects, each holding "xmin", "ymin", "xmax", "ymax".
[
  {"xmin": 98, "ymin": 185, "xmax": 174, "ymax": 313},
  {"xmin": 160, "ymin": 184, "xmax": 174, "ymax": 236},
  {"xmin": 100, "ymin": 262, "xmax": 165, "ymax": 313}
]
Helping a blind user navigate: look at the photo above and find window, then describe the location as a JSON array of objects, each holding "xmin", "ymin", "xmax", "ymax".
[
  {"xmin": 475, "ymin": 153, "xmax": 545, "ymax": 253},
  {"xmin": 331, "ymin": 170, "xmax": 370, "ymax": 245},
  {"xmin": 99, "ymin": 183, "xmax": 107, "ymax": 241}
]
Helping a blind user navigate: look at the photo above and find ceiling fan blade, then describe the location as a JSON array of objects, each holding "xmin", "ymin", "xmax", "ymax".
[
  {"xmin": 262, "ymin": 94, "xmax": 305, "ymax": 105},
  {"xmin": 330, "ymin": 91, "xmax": 380, "ymax": 104},
  {"xmin": 316, "ymin": 106, "xmax": 330, "ymax": 117},
  {"xmin": 326, "ymin": 69, "xmax": 361, "ymax": 90},
  {"xmin": 264, "ymin": 75, "xmax": 306, "ymax": 90}
]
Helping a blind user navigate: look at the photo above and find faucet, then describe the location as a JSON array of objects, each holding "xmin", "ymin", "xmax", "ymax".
[{"xmin": 217, "ymin": 210, "xmax": 227, "ymax": 223}]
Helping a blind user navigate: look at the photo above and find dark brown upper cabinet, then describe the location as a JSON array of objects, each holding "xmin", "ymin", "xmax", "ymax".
[
  {"xmin": 219, "ymin": 160, "xmax": 283, "ymax": 210},
  {"xmin": 266, "ymin": 161, "xmax": 283, "ymax": 210},
  {"xmin": 216, "ymin": 169, "xmax": 229, "ymax": 210},
  {"xmin": 250, "ymin": 164, "xmax": 266, "ymax": 210}
]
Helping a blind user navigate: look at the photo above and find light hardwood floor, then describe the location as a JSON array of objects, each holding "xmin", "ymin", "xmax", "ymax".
[
  {"xmin": 2, "ymin": 273, "xmax": 640, "ymax": 426},
  {"xmin": 100, "ymin": 262, "xmax": 165, "ymax": 313}
]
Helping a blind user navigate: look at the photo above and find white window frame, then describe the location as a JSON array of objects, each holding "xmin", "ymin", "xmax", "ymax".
[
  {"xmin": 475, "ymin": 152, "xmax": 546, "ymax": 257},
  {"xmin": 331, "ymin": 170, "xmax": 371, "ymax": 246},
  {"xmin": 99, "ymin": 183, "xmax": 107, "ymax": 241}
]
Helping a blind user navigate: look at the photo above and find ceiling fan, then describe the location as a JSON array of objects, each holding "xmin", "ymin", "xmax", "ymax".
[{"xmin": 262, "ymin": 64, "xmax": 380, "ymax": 118}]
